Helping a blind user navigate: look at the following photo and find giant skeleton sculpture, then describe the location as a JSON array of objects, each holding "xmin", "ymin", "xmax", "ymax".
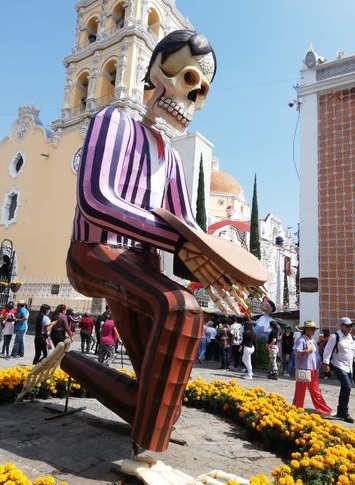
[{"xmin": 60, "ymin": 30, "xmax": 268, "ymax": 465}]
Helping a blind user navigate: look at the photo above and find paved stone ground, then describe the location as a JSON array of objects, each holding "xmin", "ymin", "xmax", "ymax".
[{"xmin": 0, "ymin": 333, "xmax": 354, "ymax": 484}]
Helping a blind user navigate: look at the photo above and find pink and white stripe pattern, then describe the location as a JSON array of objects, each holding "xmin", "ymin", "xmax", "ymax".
[{"xmin": 72, "ymin": 106, "xmax": 199, "ymax": 251}]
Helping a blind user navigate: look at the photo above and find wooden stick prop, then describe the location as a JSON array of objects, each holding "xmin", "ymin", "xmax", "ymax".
[{"xmin": 16, "ymin": 339, "xmax": 72, "ymax": 402}]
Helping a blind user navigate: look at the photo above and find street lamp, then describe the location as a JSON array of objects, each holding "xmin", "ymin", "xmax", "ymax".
[{"xmin": 0, "ymin": 239, "xmax": 14, "ymax": 306}]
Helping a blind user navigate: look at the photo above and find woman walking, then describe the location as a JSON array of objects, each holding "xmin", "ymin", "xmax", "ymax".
[
  {"xmin": 49, "ymin": 304, "xmax": 71, "ymax": 347},
  {"xmin": 267, "ymin": 320, "xmax": 279, "ymax": 380},
  {"xmin": 292, "ymin": 320, "xmax": 332, "ymax": 416},
  {"xmin": 1, "ymin": 313, "xmax": 15, "ymax": 358},
  {"xmin": 217, "ymin": 320, "xmax": 232, "ymax": 371},
  {"xmin": 33, "ymin": 304, "xmax": 52, "ymax": 364},
  {"xmin": 98, "ymin": 312, "xmax": 121, "ymax": 367},
  {"xmin": 79, "ymin": 311, "xmax": 95, "ymax": 353},
  {"xmin": 241, "ymin": 322, "xmax": 256, "ymax": 380}
]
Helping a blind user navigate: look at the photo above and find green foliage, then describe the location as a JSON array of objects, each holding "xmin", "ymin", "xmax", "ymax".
[
  {"xmin": 254, "ymin": 338, "xmax": 269, "ymax": 369},
  {"xmin": 196, "ymin": 154, "xmax": 207, "ymax": 232},
  {"xmin": 249, "ymin": 174, "xmax": 261, "ymax": 259},
  {"xmin": 283, "ymin": 273, "xmax": 289, "ymax": 308}
]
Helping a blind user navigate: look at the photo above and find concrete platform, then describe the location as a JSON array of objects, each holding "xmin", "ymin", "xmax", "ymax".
[{"xmin": 0, "ymin": 333, "xmax": 353, "ymax": 484}]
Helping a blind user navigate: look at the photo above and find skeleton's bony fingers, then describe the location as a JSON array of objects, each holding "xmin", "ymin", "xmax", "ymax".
[
  {"xmin": 221, "ymin": 276, "xmax": 250, "ymax": 305},
  {"xmin": 231, "ymin": 283, "xmax": 249, "ymax": 300},
  {"xmin": 229, "ymin": 287, "xmax": 250, "ymax": 311},
  {"xmin": 206, "ymin": 287, "xmax": 228, "ymax": 315},
  {"xmin": 214, "ymin": 286, "xmax": 241, "ymax": 315},
  {"xmin": 180, "ymin": 250, "xmax": 224, "ymax": 288},
  {"xmin": 192, "ymin": 261, "xmax": 227, "ymax": 288},
  {"xmin": 249, "ymin": 285, "xmax": 267, "ymax": 300}
]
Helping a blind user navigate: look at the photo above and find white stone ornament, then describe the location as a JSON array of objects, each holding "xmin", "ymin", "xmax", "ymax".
[
  {"xmin": 72, "ymin": 147, "xmax": 83, "ymax": 173},
  {"xmin": 13, "ymin": 119, "xmax": 31, "ymax": 140}
]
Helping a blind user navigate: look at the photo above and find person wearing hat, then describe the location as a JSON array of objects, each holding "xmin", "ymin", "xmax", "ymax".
[
  {"xmin": 10, "ymin": 300, "xmax": 29, "ymax": 359},
  {"xmin": 322, "ymin": 317, "xmax": 355, "ymax": 423},
  {"xmin": 292, "ymin": 320, "xmax": 332, "ymax": 416}
]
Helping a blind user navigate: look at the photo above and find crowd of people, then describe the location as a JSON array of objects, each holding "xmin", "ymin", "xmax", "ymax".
[
  {"xmin": 0, "ymin": 301, "xmax": 122, "ymax": 367},
  {"xmin": 196, "ymin": 308, "xmax": 355, "ymax": 423},
  {"xmin": 0, "ymin": 299, "xmax": 354, "ymax": 423}
]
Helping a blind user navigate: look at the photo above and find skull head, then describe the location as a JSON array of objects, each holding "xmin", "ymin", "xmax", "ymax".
[{"xmin": 144, "ymin": 31, "xmax": 216, "ymax": 133}]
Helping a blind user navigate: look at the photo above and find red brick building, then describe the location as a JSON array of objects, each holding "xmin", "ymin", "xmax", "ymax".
[{"xmin": 297, "ymin": 48, "xmax": 355, "ymax": 328}]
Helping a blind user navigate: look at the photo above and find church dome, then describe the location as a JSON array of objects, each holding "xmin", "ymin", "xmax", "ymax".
[{"xmin": 210, "ymin": 171, "xmax": 243, "ymax": 196}]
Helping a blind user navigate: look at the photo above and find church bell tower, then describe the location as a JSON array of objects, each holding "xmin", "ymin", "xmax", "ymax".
[{"xmin": 52, "ymin": 0, "xmax": 192, "ymax": 137}]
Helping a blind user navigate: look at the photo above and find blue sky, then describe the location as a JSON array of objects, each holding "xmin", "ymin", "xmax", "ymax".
[{"xmin": 2, "ymin": 1, "xmax": 355, "ymax": 236}]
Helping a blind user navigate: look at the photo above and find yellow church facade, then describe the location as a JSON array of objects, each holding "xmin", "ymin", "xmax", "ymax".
[{"xmin": 0, "ymin": 0, "xmax": 215, "ymax": 311}]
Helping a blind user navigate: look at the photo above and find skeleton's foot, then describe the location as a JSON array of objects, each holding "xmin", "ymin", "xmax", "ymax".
[
  {"xmin": 132, "ymin": 441, "xmax": 147, "ymax": 458},
  {"xmin": 120, "ymin": 456, "xmax": 193, "ymax": 485}
]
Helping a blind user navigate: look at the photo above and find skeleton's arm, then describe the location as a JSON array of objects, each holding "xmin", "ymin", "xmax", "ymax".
[{"xmin": 178, "ymin": 241, "xmax": 265, "ymax": 315}]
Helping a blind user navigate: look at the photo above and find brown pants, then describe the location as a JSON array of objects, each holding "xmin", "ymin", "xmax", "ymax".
[{"xmin": 64, "ymin": 241, "xmax": 203, "ymax": 451}]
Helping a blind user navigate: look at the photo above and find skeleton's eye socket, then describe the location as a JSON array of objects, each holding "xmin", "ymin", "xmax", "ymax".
[
  {"xmin": 199, "ymin": 84, "xmax": 208, "ymax": 96},
  {"xmin": 184, "ymin": 70, "xmax": 199, "ymax": 86}
]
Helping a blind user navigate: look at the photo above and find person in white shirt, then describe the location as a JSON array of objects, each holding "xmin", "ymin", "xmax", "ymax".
[
  {"xmin": 205, "ymin": 320, "xmax": 217, "ymax": 361},
  {"xmin": 322, "ymin": 317, "xmax": 355, "ymax": 423}
]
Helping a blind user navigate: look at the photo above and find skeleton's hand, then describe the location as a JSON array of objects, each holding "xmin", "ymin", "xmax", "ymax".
[{"xmin": 178, "ymin": 241, "xmax": 264, "ymax": 315}]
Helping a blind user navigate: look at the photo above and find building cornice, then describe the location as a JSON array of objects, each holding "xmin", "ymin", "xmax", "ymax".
[
  {"xmin": 298, "ymin": 56, "xmax": 355, "ymax": 97},
  {"xmin": 298, "ymin": 71, "xmax": 355, "ymax": 97}
]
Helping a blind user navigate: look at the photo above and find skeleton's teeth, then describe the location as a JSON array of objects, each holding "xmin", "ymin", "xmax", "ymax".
[{"xmin": 159, "ymin": 96, "xmax": 190, "ymax": 126}]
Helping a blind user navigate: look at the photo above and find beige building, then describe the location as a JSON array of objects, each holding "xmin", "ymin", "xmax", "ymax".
[{"xmin": 0, "ymin": 0, "xmax": 214, "ymax": 311}]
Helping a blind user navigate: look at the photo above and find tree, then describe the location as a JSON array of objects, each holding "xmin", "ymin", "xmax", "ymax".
[
  {"xmin": 196, "ymin": 154, "xmax": 207, "ymax": 232},
  {"xmin": 283, "ymin": 273, "xmax": 289, "ymax": 308},
  {"xmin": 249, "ymin": 174, "xmax": 261, "ymax": 259}
]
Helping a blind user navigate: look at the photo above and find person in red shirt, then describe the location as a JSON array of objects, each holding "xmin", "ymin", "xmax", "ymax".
[
  {"xmin": 98, "ymin": 312, "xmax": 121, "ymax": 367},
  {"xmin": 0, "ymin": 301, "xmax": 16, "ymax": 321},
  {"xmin": 78, "ymin": 311, "xmax": 95, "ymax": 353},
  {"xmin": 0, "ymin": 301, "xmax": 17, "ymax": 356}
]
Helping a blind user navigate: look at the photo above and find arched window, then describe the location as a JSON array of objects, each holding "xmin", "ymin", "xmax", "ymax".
[
  {"xmin": 73, "ymin": 71, "xmax": 90, "ymax": 111},
  {"xmin": 86, "ymin": 17, "xmax": 98, "ymax": 43},
  {"xmin": 9, "ymin": 152, "xmax": 25, "ymax": 178},
  {"xmin": 1, "ymin": 189, "xmax": 19, "ymax": 226},
  {"xmin": 112, "ymin": 2, "xmax": 125, "ymax": 29},
  {"xmin": 98, "ymin": 59, "xmax": 117, "ymax": 107},
  {"xmin": 148, "ymin": 9, "xmax": 160, "ymax": 41}
]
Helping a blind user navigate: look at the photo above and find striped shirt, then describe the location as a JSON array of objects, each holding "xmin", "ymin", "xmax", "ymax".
[{"xmin": 72, "ymin": 106, "xmax": 199, "ymax": 252}]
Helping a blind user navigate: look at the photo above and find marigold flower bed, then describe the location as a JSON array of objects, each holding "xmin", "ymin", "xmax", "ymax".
[
  {"xmin": 1, "ymin": 367, "xmax": 355, "ymax": 484},
  {"xmin": 0, "ymin": 462, "xmax": 68, "ymax": 485}
]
